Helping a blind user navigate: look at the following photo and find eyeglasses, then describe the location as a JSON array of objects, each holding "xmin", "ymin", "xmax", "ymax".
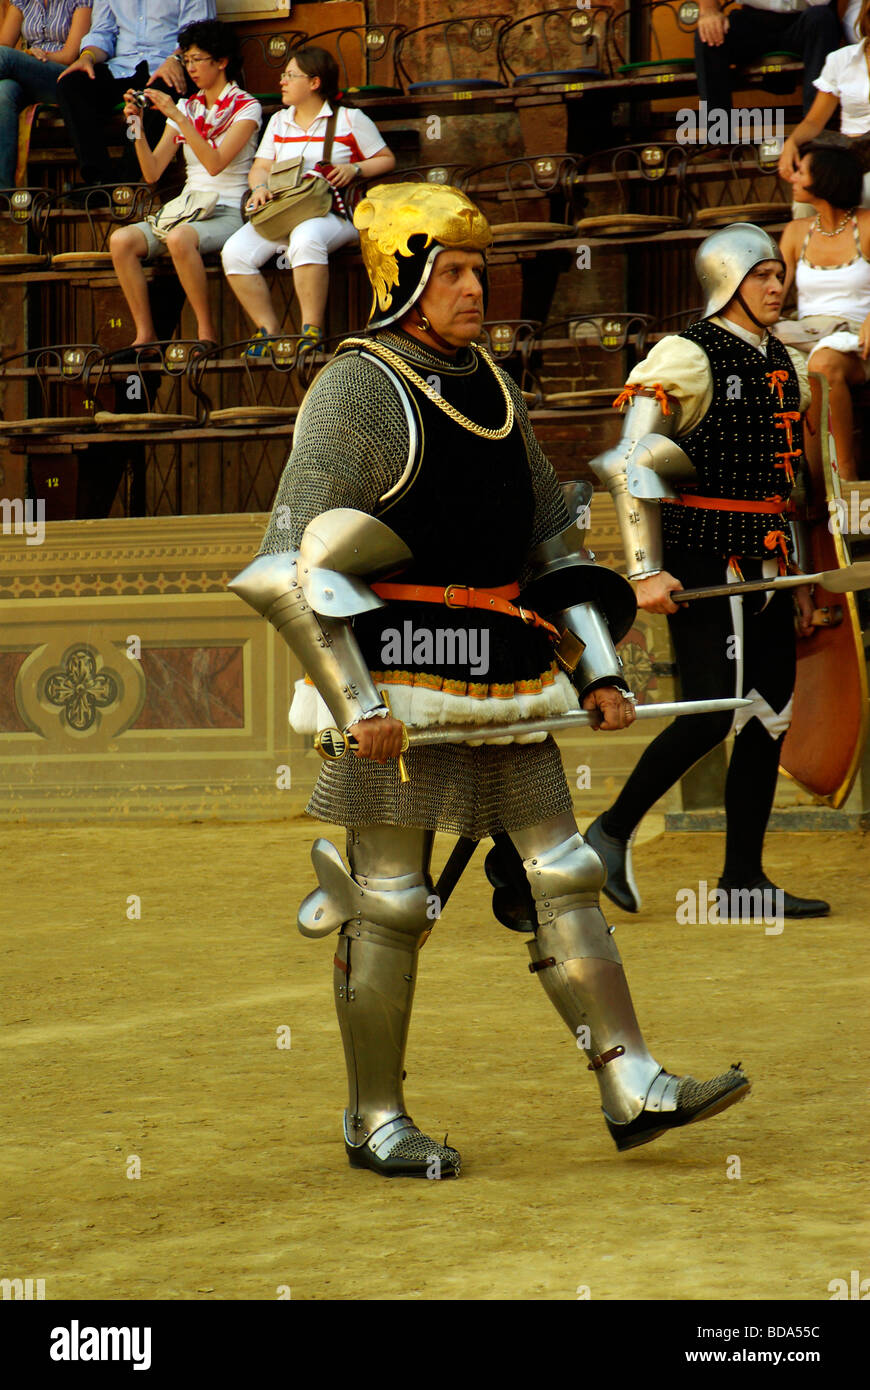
[
  {"xmin": 181, "ymin": 53, "xmax": 215, "ymax": 68},
  {"xmin": 281, "ymin": 70, "xmax": 309, "ymax": 82}
]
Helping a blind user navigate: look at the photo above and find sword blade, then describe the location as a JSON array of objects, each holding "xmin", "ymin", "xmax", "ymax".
[
  {"xmin": 675, "ymin": 560, "xmax": 870, "ymax": 603},
  {"xmin": 401, "ymin": 697, "xmax": 752, "ymax": 749}
]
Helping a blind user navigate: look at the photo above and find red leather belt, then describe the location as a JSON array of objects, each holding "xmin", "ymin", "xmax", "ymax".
[{"xmin": 370, "ymin": 580, "xmax": 560, "ymax": 639}]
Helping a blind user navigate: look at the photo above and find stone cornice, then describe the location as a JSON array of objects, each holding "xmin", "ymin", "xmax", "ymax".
[{"xmin": 0, "ymin": 513, "xmax": 273, "ymax": 600}]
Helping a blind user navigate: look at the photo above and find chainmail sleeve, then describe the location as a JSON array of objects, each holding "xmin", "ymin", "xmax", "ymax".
[
  {"xmin": 258, "ymin": 351, "xmax": 413, "ymax": 554},
  {"xmin": 499, "ymin": 373, "xmax": 572, "ymax": 584}
]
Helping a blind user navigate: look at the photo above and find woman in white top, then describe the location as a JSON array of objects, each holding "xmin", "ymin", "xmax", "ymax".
[
  {"xmin": 110, "ymin": 20, "xmax": 261, "ymax": 347},
  {"xmin": 221, "ymin": 46, "xmax": 395, "ymax": 348},
  {"xmin": 779, "ymin": 144, "xmax": 870, "ymax": 480},
  {"xmin": 779, "ymin": 0, "xmax": 870, "ymax": 205}
]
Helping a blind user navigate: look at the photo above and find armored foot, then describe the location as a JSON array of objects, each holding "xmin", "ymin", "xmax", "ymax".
[
  {"xmin": 605, "ymin": 1063, "xmax": 751, "ymax": 1151},
  {"xmin": 345, "ymin": 1115, "xmax": 461, "ymax": 1178}
]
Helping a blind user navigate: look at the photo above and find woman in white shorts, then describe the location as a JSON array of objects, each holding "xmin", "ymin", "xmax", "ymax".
[
  {"xmin": 779, "ymin": 144, "xmax": 870, "ymax": 481},
  {"xmin": 110, "ymin": 20, "xmax": 261, "ymax": 348},
  {"xmin": 221, "ymin": 45, "xmax": 395, "ymax": 349},
  {"xmin": 779, "ymin": 0, "xmax": 870, "ymax": 212}
]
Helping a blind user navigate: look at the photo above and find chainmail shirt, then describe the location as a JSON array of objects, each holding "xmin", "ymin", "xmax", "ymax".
[{"xmin": 260, "ymin": 329, "xmax": 575, "ymax": 837}]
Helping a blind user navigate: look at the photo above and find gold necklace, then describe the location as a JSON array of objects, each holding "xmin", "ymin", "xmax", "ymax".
[
  {"xmin": 340, "ymin": 337, "xmax": 515, "ymax": 440},
  {"xmin": 813, "ymin": 209, "xmax": 854, "ymax": 238}
]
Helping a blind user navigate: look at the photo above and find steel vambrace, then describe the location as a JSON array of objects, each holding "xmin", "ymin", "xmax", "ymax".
[
  {"xmin": 588, "ymin": 389, "xmax": 689, "ymax": 581},
  {"xmin": 228, "ymin": 550, "xmax": 387, "ymax": 732}
]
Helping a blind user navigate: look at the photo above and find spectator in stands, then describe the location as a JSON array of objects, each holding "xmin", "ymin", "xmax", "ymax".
[
  {"xmin": 778, "ymin": 143, "xmax": 870, "ymax": 480},
  {"xmin": 779, "ymin": 0, "xmax": 870, "ymax": 208},
  {"xmin": 695, "ymin": 0, "xmax": 841, "ymax": 117},
  {"xmin": 109, "ymin": 20, "xmax": 260, "ymax": 347},
  {"xmin": 56, "ymin": 0, "xmax": 215, "ymax": 186},
  {"xmin": 221, "ymin": 46, "xmax": 395, "ymax": 350},
  {"xmin": 0, "ymin": 2, "xmax": 93, "ymax": 188}
]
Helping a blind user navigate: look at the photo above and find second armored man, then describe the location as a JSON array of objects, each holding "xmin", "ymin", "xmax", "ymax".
[{"xmin": 588, "ymin": 223, "xmax": 829, "ymax": 919}]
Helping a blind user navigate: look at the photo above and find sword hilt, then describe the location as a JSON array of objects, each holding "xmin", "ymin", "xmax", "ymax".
[{"xmin": 314, "ymin": 692, "xmax": 410, "ymax": 784}]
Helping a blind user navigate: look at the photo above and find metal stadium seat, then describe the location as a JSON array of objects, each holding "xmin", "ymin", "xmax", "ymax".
[
  {"xmin": 0, "ymin": 187, "xmax": 51, "ymax": 272},
  {"xmin": 461, "ymin": 155, "xmax": 580, "ymax": 244},
  {"xmin": 89, "ymin": 340, "xmax": 209, "ymax": 430},
  {"xmin": 51, "ymin": 184, "xmax": 155, "ymax": 272},
  {"xmin": 394, "ymin": 16, "xmax": 510, "ymax": 96},
  {"xmin": 575, "ymin": 144, "xmax": 689, "ymax": 237},
  {"xmin": 299, "ymin": 25, "xmax": 407, "ymax": 99},
  {"xmin": 0, "ymin": 343, "xmax": 102, "ymax": 434},
  {"xmin": 189, "ymin": 335, "xmax": 315, "ymax": 429},
  {"xmin": 498, "ymin": 7, "xmax": 614, "ymax": 88}
]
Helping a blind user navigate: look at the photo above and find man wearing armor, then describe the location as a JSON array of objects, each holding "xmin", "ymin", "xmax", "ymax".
[
  {"xmin": 230, "ymin": 185, "xmax": 750, "ymax": 1178},
  {"xmin": 587, "ymin": 223, "xmax": 829, "ymax": 920}
]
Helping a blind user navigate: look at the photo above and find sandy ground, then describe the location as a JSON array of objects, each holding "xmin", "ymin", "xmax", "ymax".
[{"xmin": 2, "ymin": 813, "xmax": 868, "ymax": 1302}]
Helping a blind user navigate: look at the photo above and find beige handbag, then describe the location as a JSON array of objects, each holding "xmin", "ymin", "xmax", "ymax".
[
  {"xmin": 146, "ymin": 188, "xmax": 220, "ymax": 242},
  {"xmin": 247, "ymin": 111, "xmax": 337, "ymax": 243}
]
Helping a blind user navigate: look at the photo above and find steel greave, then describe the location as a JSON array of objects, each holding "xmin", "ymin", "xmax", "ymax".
[
  {"xmin": 527, "ymin": 926, "xmax": 663, "ymax": 1125},
  {"xmin": 336, "ymin": 826, "xmax": 434, "ymax": 1147},
  {"xmin": 514, "ymin": 816, "xmax": 663, "ymax": 1125}
]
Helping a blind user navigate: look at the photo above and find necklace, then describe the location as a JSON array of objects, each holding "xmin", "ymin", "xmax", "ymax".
[
  {"xmin": 340, "ymin": 337, "xmax": 515, "ymax": 440},
  {"xmin": 813, "ymin": 209, "xmax": 854, "ymax": 238}
]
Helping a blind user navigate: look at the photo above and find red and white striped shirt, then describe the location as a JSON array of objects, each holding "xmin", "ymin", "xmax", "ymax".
[
  {"xmin": 167, "ymin": 82, "xmax": 262, "ymax": 205},
  {"xmin": 255, "ymin": 100, "xmax": 388, "ymax": 173}
]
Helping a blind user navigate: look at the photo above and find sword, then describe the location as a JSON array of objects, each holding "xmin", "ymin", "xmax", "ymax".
[
  {"xmin": 674, "ymin": 560, "xmax": 870, "ymax": 603},
  {"xmin": 314, "ymin": 696, "xmax": 753, "ymax": 763}
]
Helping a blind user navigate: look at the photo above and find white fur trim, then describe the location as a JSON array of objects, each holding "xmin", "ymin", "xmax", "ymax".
[{"xmin": 289, "ymin": 671, "xmax": 580, "ymax": 743}]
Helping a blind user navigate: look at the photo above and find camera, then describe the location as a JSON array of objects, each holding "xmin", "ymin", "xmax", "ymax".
[{"xmin": 130, "ymin": 91, "xmax": 148, "ymax": 109}]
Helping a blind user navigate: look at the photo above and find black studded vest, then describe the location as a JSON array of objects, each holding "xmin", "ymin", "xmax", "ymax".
[
  {"xmin": 662, "ymin": 320, "xmax": 801, "ymax": 560},
  {"xmin": 338, "ymin": 337, "xmax": 558, "ymax": 689}
]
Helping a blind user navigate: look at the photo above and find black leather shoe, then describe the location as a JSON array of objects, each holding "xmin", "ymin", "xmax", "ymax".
[
  {"xmin": 606, "ymin": 1064, "xmax": 751, "ymax": 1152},
  {"xmin": 346, "ymin": 1118, "xmax": 461, "ymax": 1178},
  {"xmin": 585, "ymin": 814, "xmax": 641, "ymax": 913},
  {"xmin": 717, "ymin": 875, "xmax": 830, "ymax": 920}
]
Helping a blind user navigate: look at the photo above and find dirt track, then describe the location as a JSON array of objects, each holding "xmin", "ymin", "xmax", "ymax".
[{"xmin": 3, "ymin": 816, "xmax": 867, "ymax": 1301}]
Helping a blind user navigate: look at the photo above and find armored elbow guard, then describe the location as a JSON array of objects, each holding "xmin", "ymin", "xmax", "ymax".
[
  {"xmin": 228, "ymin": 508, "xmax": 413, "ymax": 732},
  {"xmin": 588, "ymin": 387, "xmax": 695, "ymax": 581},
  {"xmin": 522, "ymin": 485, "xmax": 637, "ymax": 699}
]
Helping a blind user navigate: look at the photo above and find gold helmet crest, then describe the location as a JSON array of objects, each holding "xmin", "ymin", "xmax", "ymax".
[{"xmin": 354, "ymin": 182, "xmax": 492, "ymax": 327}]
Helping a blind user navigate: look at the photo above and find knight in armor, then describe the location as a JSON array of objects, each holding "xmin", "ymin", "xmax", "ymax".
[
  {"xmin": 230, "ymin": 185, "xmax": 750, "ymax": 1178},
  {"xmin": 587, "ymin": 223, "xmax": 829, "ymax": 920}
]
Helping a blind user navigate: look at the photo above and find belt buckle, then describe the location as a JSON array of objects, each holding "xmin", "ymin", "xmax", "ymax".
[{"xmin": 444, "ymin": 583, "xmax": 469, "ymax": 608}]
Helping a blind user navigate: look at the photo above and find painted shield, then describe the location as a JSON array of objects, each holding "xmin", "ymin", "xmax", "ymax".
[{"xmin": 780, "ymin": 373, "xmax": 869, "ymax": 807}]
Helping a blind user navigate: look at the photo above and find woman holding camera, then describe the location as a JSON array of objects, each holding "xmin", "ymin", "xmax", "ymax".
[
  {"xmin": 109, "ymin": 20, "xmax": 260, "ymax": 347},
  {"xmin": 221, "ymin": 45, "xmax": 395, "ymax": 348}
]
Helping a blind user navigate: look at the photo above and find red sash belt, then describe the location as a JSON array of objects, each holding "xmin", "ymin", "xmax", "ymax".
[
  {"xmin": 663, "ymin": 493, "xmax": 788, "ymax": 514},
  {"xmin": 370, "ymin": 580, "xmax": 560, "ymax": 639}
]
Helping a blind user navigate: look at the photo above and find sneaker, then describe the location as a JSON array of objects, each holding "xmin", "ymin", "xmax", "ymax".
[
  {"xmin": 242, "ymin": 327, "xmax": 273, "ymax": 359},
  {"xmin": 300, "ymin": 323, "xmax": 323, "ymax": 344}
]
